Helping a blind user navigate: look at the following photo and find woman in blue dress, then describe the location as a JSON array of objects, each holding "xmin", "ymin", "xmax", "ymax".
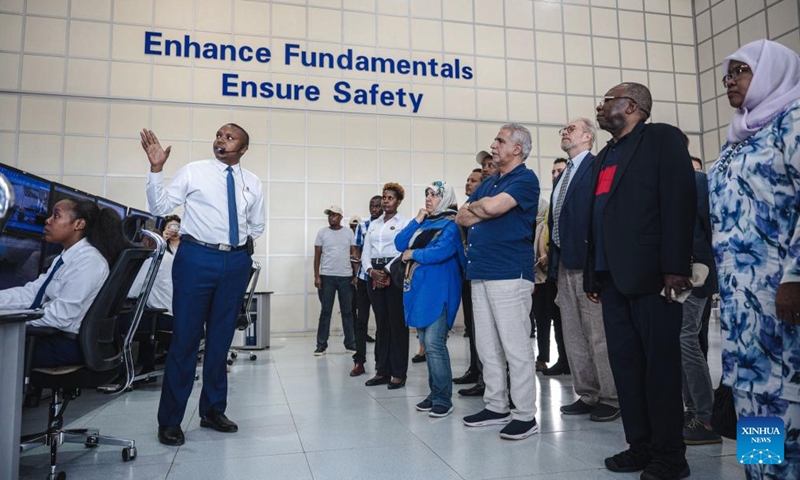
[
  {"xmin": 395, "ymin": 181, "xmax": 465, "ymax": 418},
  {"xmin": 708, "ymin": 39, "xmax": 800, "ymax": 480}
]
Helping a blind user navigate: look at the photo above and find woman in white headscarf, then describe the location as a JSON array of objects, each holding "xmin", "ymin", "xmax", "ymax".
[
  {"xmin": 708, "ymin": 39, "xmax": 800, "ymax": 480},
  {"xmin": 395, "ymin": 181, "xmax": 465, "ymax": 418}
]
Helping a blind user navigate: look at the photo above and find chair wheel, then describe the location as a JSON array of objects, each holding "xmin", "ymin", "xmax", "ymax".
[
  {"xmin": 226, "ymin": 359, "xmax": 234, "ymax": 366},
  {"xmin": 230, "ymin": 351, "xmax": 238, "ymax": 359},
  {"xmin": 195, "ymin": 374, "xmax": 200, "ymax": 380},
  {"xmin": 85, "ymin": 436, "xmax": 99, "ymax": 448},
  {"xmin": 122, "ymin": 446, "xmax": 137, "ymax": 461},
  {"xmin": 249, "ymin": 354, "xmax": 257, "ymax": 361},
  {"xmin": 49, "ymin": 472, "xmax": 67, "ymax": 480}
]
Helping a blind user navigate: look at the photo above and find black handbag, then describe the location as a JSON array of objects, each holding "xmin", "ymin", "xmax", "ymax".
[
  {"xmin": 390, "ymin": 229, "xmax": 439, "ymax": 290},
  {"xmin": 711, "ymin": 379, "xmax": 737, "ymax": 440}
]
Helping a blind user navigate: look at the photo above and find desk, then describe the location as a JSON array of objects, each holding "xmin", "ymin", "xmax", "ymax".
[{"xmin": 1, "ymin": 310, "xmax": 42, "ymax": 480}]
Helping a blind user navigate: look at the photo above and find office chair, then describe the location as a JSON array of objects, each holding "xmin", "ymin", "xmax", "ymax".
[
  {"xmin": 228, "ymin": 261, "xmax": 262, "ymax": 365},
  {"xmin": 21, "ymin": 231, "xmax": 165, "ymax": 480},
  {"xmin": 195, "ymin": 261, "xmax": 262, "ymax": 367}
]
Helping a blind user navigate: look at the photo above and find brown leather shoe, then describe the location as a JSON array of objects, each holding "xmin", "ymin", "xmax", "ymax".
[{"xmin": 350, "ymin": 363, "xmax": 365, "ymax": 377}]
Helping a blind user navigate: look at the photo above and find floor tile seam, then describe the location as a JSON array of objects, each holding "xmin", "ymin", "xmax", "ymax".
[
  {"xmin": 379, "ymin": 399, "xmax": 468, "ymax": 480},
  {"xmin": 480, "ymin": 465, "xmax": 619, "ymax": 480}
]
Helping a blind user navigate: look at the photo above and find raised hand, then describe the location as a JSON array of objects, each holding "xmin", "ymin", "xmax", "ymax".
[{"xmin": 140, "ymin": 129, "xmax": 172, "ymax": 173}]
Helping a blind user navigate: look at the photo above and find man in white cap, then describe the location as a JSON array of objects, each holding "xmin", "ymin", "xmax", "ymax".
[
  {"xmin": 313, "ymin": 205, "xmax": 357, "ymax": 359},
  {"xmin": 476, "ymin": 151, "xmax": 498, "ymax": 180}
]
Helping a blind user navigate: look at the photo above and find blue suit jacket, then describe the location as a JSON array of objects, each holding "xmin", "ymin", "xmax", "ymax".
[{"xmin": 547, "ymin": 151, "xmax": 595, "ymax": 279}]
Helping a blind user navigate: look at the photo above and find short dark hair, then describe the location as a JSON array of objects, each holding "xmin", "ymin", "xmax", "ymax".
[
  {"xmin": 370, "ymin": 195, "xmax": 382, "ymax": 202},
  {"xmin": 620, "ymin": 82, "xmax": 652, "ymax": 120},
  {"xmin": 691, "ymin": 156, "xmax": 703, "ymax": 170},
  {"xmin": 382, "ymin": 182, "xmax": 405, "ymax": 201},
  {"xmin": 472, "ymin": 168, "xmax": 482, "ymax": 173},
  {"xmin": 553, "ymin": 158, "xmax": 568, "ymax": 165},
  {"xmin": 225, "ymin": 123, "xmax": 249, "ymax": 147}
]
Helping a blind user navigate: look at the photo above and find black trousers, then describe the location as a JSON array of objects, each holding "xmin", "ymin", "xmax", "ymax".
[
  {"xmin": 367, "ymin": 282, "xmax": 408, "ymax": 379},
  {"xmin": 462, "ymin": 280, "xmax": 481, "ymax": 372},
  {"xmin": 546, "ymin": 278, "xmax": 567, "ymax": 363},
  {"xmin": 353, "ymin": 278, "xmax": 372, "ymax": 365},
  {"xmin": 32, "ymin": 335, "xmax": 83, "ymax": 368},
  {"xmin": 600, "ymin": 273, "xmax": 686, "ymax": 464},
  {"xmin": 531, "ymin": 283, "xmax": 551, "ymax": 362}
]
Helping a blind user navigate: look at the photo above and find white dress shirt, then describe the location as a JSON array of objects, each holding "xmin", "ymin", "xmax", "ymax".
[
  {"xmin": 146, "ymin": 159, "xmax": 265, "ymax": 246},
  {"xmin": 361, "ymin": 213, "xmax": 409, "ymax": 273},
  {"xmin": 128, "ymin": 251, "xmax": 175, "ymax": 315},
  {"xmin": 551, "ymin": 149, "xmax": 591, "ymax": 204},
  {"xmin": 0, "ymin": 238, "xmax": 109, "ymax": 334}
]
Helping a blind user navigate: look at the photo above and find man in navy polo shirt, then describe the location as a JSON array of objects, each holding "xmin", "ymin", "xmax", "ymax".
[{"xmin": 456, "ymin": 123, "xmax": 541, "ymax": 440}]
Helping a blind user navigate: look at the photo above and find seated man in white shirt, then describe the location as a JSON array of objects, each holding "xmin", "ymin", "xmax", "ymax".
[{"xmin": 0, "ymin": 199, "xmax": 129, "ymax": 367}]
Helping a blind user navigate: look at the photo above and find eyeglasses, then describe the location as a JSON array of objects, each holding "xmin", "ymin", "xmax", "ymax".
[
  {"xmin": 598, "ymin": 96, "xmax": 650, "ymax": 116},
  {"xmin": 722, "ymin": 64, "xmax": 751, "ymax": 86},
  {"xmin": 558, "ymin": 125, "xmax": 577, "ymax": 136}
]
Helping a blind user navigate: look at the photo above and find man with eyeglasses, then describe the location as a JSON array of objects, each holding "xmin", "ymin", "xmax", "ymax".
[
  {"xmin": 546, "ymin": 118, "xmax": 619, "ymax": 422},
  {"xmin": 585, "ymin": 83, "xmax": 696, "ymax": 480}
]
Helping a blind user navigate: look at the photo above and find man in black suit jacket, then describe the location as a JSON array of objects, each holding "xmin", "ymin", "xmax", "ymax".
[
  {"xmin": 546, "ymin": 118, "xmax": 619, "ymax": 423},
  {"xmin": 584, "ymin": 83, "xmax": 696, "ymax": 480}
]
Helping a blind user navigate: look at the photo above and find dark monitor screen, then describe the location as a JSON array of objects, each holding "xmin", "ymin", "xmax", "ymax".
[
  {"xmin": 96, "ymin": 197, "xmax": 127, "ymax": 221},
  {"xmin": 0, "ymin": 164, "xmax": 51, "ymax": 236},
  {"xmin": 50, "ymin": 184, "xmax": 95, "ymax": 207},
  {"xmin": 0, "ymin": 233, "xmax": 44, "ymax": 289}
]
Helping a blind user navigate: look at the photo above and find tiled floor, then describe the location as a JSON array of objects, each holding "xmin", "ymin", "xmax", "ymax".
[{"xmin": 20, "ymin": 322, "xmax": 744, "ymax": 480}]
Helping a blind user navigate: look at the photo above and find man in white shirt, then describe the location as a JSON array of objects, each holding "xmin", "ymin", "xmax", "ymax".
[
  {"xmin": 141, "ymin": 123, "xmax": 265, "ymax": 447},
  {"xmin": 313, "ymin": 206, "xmax": 357, "ymax": 360}
]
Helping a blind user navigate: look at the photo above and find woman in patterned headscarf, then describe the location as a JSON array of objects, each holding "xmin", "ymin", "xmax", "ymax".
[
  {"xmin": 395, "ymin": 181, "xmax": 465, "ymax": 418},
  {"xmin": 708, "ymin": 39, "xmax": 800, "ymax": 480}
]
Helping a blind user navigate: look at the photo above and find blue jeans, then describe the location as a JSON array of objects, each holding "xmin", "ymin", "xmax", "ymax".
[
  {"xmin": 316, "ymin": 275, "xmax": 356, "ymax": 351},
  {"xmin": 418, "ymin": 309, "xmax": 452, "ymax": 408}
]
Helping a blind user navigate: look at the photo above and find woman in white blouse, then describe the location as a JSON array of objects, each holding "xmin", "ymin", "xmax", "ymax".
[
  {"xmin": 0, "ymin": 199, "xmax": 129, "ymax": 367},
  {"xmin": 362, "ymin": 182, "xmax": 410, "ymax": 389}
]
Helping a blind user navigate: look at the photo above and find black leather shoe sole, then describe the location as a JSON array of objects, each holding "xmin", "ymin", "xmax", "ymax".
[
  {"xmin": 387, "ymin": 380, "xmax": 406, "ymax": 390},
  {"xmin": 458, "ymin": 385, "xmax": 485, "ymax": 396},
  {"xmin": 365, "ymin": 376, "xmax": 390, "ymax": 386},
  {"xmin": 453, "ymin": 372, "xmax": 480, "ymax": 384},
  {"xmin": 158, "ymin": 426, "xmax": 185, "ymax": 446},
  {"xmin": 200, "ymin": 417, "xmax": 238, "ymax": 433}
]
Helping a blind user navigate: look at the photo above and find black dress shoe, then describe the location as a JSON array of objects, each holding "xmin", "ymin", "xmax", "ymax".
[
  {"xmin": 542, "ymin": 361, "xmax": 571, "ymax": 376},
  {"xmin": 411, "ymin": 354, "xmax": 426, "ymax": 363},
  {"xmin": 365, "ymin": 375, "xmax": 390, "ymax": 386},
  {"xmin": 366, "ymin": 335, "xmax": 376, "ymax": 343},
  {"xmin": 200, "ymin": 411, "xmax": 238, "ymax": 433},
  {"xmin": 387, "ymin": 379, "xmax": 406, "ymax": 390},
  {"xmin": 158, "ymin": 425, "xmax": 185, "ymax": 446},
  {"xmin": 453, "ymin": 369, "xmax": 480, "ymax": 384},
  {"xmin": 458, "ymin": 383, "xmax": 485, "ymax": 396}
]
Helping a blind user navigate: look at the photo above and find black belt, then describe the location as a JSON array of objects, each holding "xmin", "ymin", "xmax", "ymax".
[
  {"xmin": 182, "ymin": 235, "xmax": 247, "ymax": 252},
  {"xmin": 372, "ymin": 257, "xmax": 394, "ymax": 266}
]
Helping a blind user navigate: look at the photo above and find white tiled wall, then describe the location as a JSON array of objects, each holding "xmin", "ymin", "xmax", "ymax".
[
  {"xmin": 1, "ymin": 0, "xmax": 783, "ymax": 331},
  {"xmin": 695, "ymin": 0, "xmax": 800, "ymax": 166}
]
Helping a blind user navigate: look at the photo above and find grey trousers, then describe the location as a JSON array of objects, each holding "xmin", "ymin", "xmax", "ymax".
[
  {"xmin": 680, "ymin": 293, "xmax": 714, "ymax": 422},
  {"xmin": 472, "ymin": 278, "xmax": 537, "ymax": 421},
  {"xmin": 557, "ymin": 264, "xmax": 617, "ymax": 406}
]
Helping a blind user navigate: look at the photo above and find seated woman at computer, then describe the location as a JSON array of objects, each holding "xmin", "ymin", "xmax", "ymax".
[
  {"xmin": 0, "ymin": 199, "xmax": 129, "ymax": 367},
  {"xmin": 128, "ymin": 222, "xmax": 178, "ymax": 374}
]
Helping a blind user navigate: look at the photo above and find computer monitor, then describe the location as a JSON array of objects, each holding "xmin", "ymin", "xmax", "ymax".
[
  {"xmin": 0, "ymin": 164, "xmax": 52, "ymax": 236},
  {"xmin": 0, "ymin": 232, "xmax": 44, "ymax": 288},
  {"xmin": 49, "ymin": 183, "xmax": 95, "ymax": 207},
  {"xmin": 96, "ymin": 196, "xmax": 127, "ymax": 221}
]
